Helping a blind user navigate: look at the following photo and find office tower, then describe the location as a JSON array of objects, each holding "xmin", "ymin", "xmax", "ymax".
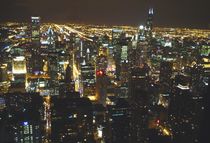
[
  {"xmin": 31, "ymin": 17, "xmax": 43, "ymax": 73},
  {"xmin": 114, "ymin": 33, "xmax": 130, "ymax": 80},
  {"xmin": 129, "ymin": 66, "xmax": 149, "ymax": 99},
  {"xmin": 169, "ymin": 74, "xmax": 204, "ymax": 143},
  {"xmin": 111, "ymin": 32, "xmax": 131, "ymax": 98},
  {"xmin": 2, "ymin": 93, "xmax": 44, "ymax": 143},
  {"xmin": 96, "ymin": 47, "xmax": 108, "ymax": 106},
  {"xmin": 0, "ymin": 63, "xmax": 7, "ymax": 82},
  {"xmin": 65, "ymin": 64, "xmax": 75, "ymax": 92},
  {"xmin": 200, "ymin": 57, "xmax": 210, "ymax": 77},
  {"xmin": 57, "ymin": 51, "xmax": 70, "ymax": 78},
  {"xmin": 184, "ymin": 64, "xmax": 204, "ymax": 94},
  {"xmin": 31, "ymin": 17, "xmax": 41, "ymax": 45},
  {"xmin": 74, "ymin": 39, "xmax": 97, "ymax": 98},
  {"xmin": 106, "ymin": 46, "xmax": 116, "ymax": 78},
  {"xmin": 129, "ymin": 26, "xmax": 149, "ymax": 68},
  {"xmin": 59, "ymin": 64, "xmax": 75, "ymax": 97},
  {"xmin": 129, "ymin": 66, "xmax": 150, "ymax": 143},
  {"xmin": 12, "ymin": 56, "xmax": 27, "ymax": 74},
  {"xmin": 111, "ymin": 29, "xmax": 123, "ymax": 46},
  {"xmin": 96, "ymin": 69, "xmax": 107, "ymax": 106},
  {"xmin": 107, "ymin": 98, "xmax": 131, "ymax": 143},
  {"xmin": 46, "ymin": 27, "xmax": 55, "ymax": 51},
  {"xmin": 9, "ymin": 56, "xmax": 27, "ymax": 93},
  {"xmin": 48, "ymin": 53, "xmax": 59, "ymax": 95},
  {"xmin": 114, "ymin": 44, "xmax": 122, "ymax": 80},
  {"xmin": 81, "ymin": 63, "xmax": 96, "ymax": 99},
  {"xmin": 145, "ymin": 8, "xmax": 154, "ymax": 39},
  {"xmin": 118, "ymin": 37, "xmax": 131, "ymax": 98},
  {"xmin": 51, "ymin": 97, "xmax": 94, "ymax": 143},
  {"xmin": 159, "ymin": 61, "xmax": 173, "ymax": 93}
]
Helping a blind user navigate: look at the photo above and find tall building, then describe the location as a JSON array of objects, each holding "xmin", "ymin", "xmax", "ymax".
[
  {"xmin": 81, "ymin": 63, "xmax": 96, "ymax": 99},
  {"xmin": 48, "ymin": 52, "xmax": 59, "ymax": 95},
  {"xmin": 12, "ymin": 56, "xmax": 27, "ymax": 74},
  {"xmin": 1, "ymin": 93, "xmax": 44, "ymax": 143},
  {"xmin": 129, "ymin": 25, "xmax": 149, "ymax": 67},
  {"xmin": 129, "ymin": 66, "xmax": 150, "ymax": 143},
  {"xmin": 111, "ymin": 29, "xmax": 123, "ymax": 46},
  {"xmin": 112, "ymin": 33, "xmax": 131, "ymax": 98},
  {"xmin": 96, "ymin": 48, "xmax": 108, "ymax": 106},
  {"xmin": 145, "ymin": 8, "xmax": 154, "ymax": 39},
  {"xmin": 51, "ymin": 97, "xmax": 94, "ymax": 143},
  {"xmin": 31, "ymin": 17, "xmax": 41, "ymax": 45},
  {"xmin": 107, "ymin": 98, "xmax": 131, "ymax": 143},
  {"xmin": 129, "ymin": 66, "xmax": 150, "ymax": 99},
  {"xmin": 9, "ymin": 56, "xmax": 27, "ymax": 93},
  {"xmin": 0, "ymin": 63, "xmax": 7, "ymax": 82},
  {"xmin": 65, "ymin": 64, "xmax": 75, "ymax": 92},
  {"xmin": 169, "ymin": 74, "xmax": 204, "ymax": 143},
  {"xmin": 30, "ymin": 16, "xmax": 43, "ymax": 73},
  {"xmin": 159, "ymin": 61, "xmax": 173, "ymax": 93}
]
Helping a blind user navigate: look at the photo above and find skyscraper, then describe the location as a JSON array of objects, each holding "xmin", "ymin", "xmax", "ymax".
[
  {"xmin": 31, "ymin": 17, "xmax": 41, "ymax": 44},
  {"xmin": 1, "ymin": 93, "xmax": 44, "ymax": 143},
  {"xmin": 159, "ymin": 61, "xmax": 173, "ymax": 93},
  {"xmin": 30, "ymin": 17, "xmax": 43, "ymax": 73},
  {"xmin": 51, "ymin": 97, "xmax": 94, "ymax": 142},
  {"xmin": 107, "ymin": 98, "xmax": 131, "ymax": 143},
  {"xmin": 145, "ymin": 8, "xmax": 154, "ymax": 39},
  {"xmin": 129, "ymin": 66, "xmax": 150, "ymax": 143}
]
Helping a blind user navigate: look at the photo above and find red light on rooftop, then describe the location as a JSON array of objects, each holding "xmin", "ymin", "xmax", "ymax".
[
  {"xmin": 96, "ymin": 70, "xmax": 104, "ymax": 76},
  {"xmin": 156, "ymin": 119, "xmax": 160, "ymax": 125}
]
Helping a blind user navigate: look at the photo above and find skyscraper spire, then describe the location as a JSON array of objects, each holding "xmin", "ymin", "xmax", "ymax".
[
  {"xmin": 146, "ymin": 7, "xmax": 154, "ymax": 31},
  {"xmin": 145, "ymin": 7, "xmax": 154, "ymax": 39},
  {"xmin": 149, "ymin": 7, "xmax": 154, "ymax": 15}
]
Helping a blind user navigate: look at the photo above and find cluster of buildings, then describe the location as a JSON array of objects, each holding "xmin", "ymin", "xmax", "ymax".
[{"xmin": 0, "ymin": 7, "xmax": 210, "ymax": 143}]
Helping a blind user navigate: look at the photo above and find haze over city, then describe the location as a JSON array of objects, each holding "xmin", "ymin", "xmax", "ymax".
[{"xmin": 0, "ymin": 0, "xmax": 210, "ymax": 28}]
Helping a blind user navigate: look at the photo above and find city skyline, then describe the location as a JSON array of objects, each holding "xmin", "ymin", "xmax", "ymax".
[
  {"xmin": 0, "ymin": 2, "xmax": 210, "ymax": 143},
  {"xmin": 0, "ymin": 0, "xmax": 209, "ymax": 29}
]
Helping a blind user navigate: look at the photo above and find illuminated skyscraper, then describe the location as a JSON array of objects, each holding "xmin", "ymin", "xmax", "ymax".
[
  {"xmin": 30, "ymin": 17, "xmax": 43, "ymax": 73},
  {"xmin": 31, "ymin": 17, "xmax": 41, "ymax": 44},
  {"xmin": 81, "ymin": 63, "xmax": 96, "ymax": 99},
  {"xmin": 0, "ymin": 64, "xmax": 9, "ymax": 93},
  {"xmin": 96, "ymin": 49, "xmax": 108, "ymax": 106},
  {"xmin": 145, "ymin": 8, "xmax": 154, "ymax": 38},
  {"xmin": 9, "ymin": 56, "xmax": 27, "ymax": 93},
  {"xmin": 12, "ymin": 56, "xmax": 27, "ymax": 74}
]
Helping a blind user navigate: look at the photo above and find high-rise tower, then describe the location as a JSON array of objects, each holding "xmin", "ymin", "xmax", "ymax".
[
  {"xmin": 31, "ymin": 17, "xmax": 41, "ymax": 45},
  {"xmin": 146, "ymin": 8, "xmax": 154, "ymax": 37},
  {"xmin": 30, "ymin": 17, "xmax": 43, "ymax": 73}
]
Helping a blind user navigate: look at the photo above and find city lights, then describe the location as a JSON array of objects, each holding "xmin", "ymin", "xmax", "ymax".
[{"xmin": 0, "ymin": 2, "xmax": 209, "ymax": 143}]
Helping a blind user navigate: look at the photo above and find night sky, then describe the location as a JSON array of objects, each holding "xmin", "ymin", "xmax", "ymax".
[{"xmin": 0, "ymin": 0, "xmax": 209, "ymax": 28}]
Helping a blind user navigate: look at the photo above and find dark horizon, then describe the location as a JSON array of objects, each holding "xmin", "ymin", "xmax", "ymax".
[{"xmin": 0, "ymin": 0, "xmax": 209, "ymax": 29}]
